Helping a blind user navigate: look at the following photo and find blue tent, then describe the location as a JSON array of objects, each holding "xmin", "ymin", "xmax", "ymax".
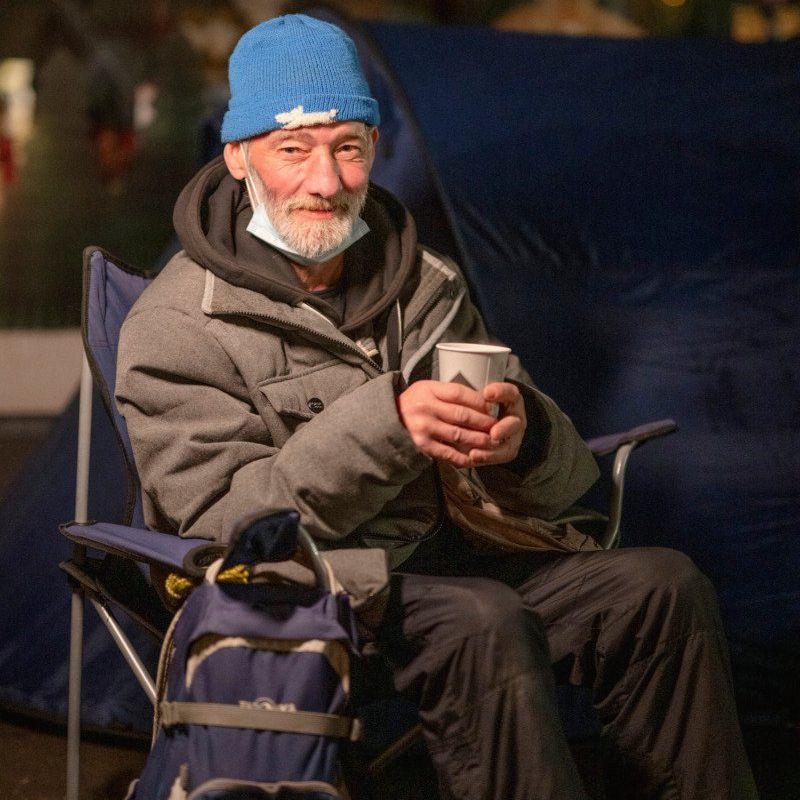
[
  {"xmin": 365, "ymin": 24, "xmax": 800, "ymax": 723},
  {"xmin": 1, "ymin": 17, "xmax": 798, "ymax": 731}
]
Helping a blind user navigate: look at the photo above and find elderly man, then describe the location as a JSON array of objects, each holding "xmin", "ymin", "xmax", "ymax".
[{"xmin": 116, "ymin": 14, "xmax": 757, "ymax": 800}]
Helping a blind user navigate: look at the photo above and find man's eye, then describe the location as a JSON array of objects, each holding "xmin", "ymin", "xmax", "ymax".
[
  {"xmin": 280, "ymin": 147, "xmax": 302, "ymax": 155},
  {"xmin": 336, "ymin": 144, "xmax": 362, "ymax": 157}
]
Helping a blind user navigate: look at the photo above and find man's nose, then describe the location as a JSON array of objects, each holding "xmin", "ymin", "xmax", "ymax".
[{"xmin": 304, "ymin": 150, "xmax": 341, "ymax": 197}]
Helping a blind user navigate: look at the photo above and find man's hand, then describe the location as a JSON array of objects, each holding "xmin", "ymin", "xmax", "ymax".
[
  {"xmin": 472, "ymin": 382, "xmax": 527, "ymax": 466},
  {"xmin": 396, "ymin": 380, "xmax": 526, "ymax": 468}
]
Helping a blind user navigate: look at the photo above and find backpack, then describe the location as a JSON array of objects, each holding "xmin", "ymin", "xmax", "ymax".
[{"xmin": 128, "ymin": 511, "xmax": 362, "ymax": 800}]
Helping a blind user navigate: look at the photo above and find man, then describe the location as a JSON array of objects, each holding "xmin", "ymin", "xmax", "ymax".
[{"xmin": 116, "ymin": 15, "xmax": 757, "ymax": 800}]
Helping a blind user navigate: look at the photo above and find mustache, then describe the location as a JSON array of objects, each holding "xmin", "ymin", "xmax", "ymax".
[{"xmin": 284, "ymin": 193, "xmax": 355, "ymax": 214}]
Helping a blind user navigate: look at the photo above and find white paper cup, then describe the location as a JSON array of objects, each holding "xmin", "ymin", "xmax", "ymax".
[{"xmin": 436, "ymin": 342, "xmax": 511, "ymax": 416}]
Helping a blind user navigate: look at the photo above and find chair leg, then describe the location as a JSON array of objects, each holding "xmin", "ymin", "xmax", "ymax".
[
  {"xmin": 369, "ymin": 723, "xmax": 424, "ymax": 775},
  {"xmin": 66, "ymin": 586, "xmax": 85, "ymax": 800},
  {"xmin": 89, "ymin": 597, "xmax": 157, "ymax": 705},
  {"xmin": 67, "ymin": 353, "xmax": 92, "ymax": 799}
]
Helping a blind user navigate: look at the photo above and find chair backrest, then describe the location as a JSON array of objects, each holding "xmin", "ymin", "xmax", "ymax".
[{"xmin": 82, "ymin": 247, "xmax": 155, "ymax": 528}]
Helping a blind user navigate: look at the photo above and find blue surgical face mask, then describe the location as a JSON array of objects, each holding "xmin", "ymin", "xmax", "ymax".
[{"xmin": 244, "ymin": 173, "xmax": 369, "ymax": 267}]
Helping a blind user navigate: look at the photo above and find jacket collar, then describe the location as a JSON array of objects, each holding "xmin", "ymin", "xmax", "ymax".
[
  {"xmin": 203, "ymin": 267, "xmax": 337, "ymax": 333},
  {"xmin": 201, "ymin": 269, "xmax": 383, "ymax": 370}
]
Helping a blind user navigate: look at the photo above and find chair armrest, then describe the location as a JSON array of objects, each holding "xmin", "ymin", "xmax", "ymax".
[
  {"xmin": 60, "ymin": 521, "xmax": 216, "ymax": 572},
  {"xmin": 585, "ymin": 418, "xmax": 678, "ymax": 457},
  {"xmin": 585, "ymin": 419, "xmax": 678, "ymax": 550}
]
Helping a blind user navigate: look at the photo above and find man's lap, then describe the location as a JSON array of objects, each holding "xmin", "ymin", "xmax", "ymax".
[{"xmin": 384, "ymin": 522, "xmax": 719, "ymax": 681}]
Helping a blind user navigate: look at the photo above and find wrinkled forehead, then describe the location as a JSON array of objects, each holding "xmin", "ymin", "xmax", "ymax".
[{"xmin": 246, "ymin": 120, "xmax": 373, "ymax": 150}]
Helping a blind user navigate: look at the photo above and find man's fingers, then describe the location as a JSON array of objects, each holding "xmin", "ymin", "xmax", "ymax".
[
  {"xmin": 427, "ymin": 420, "xmax": 492, "ymax": 451},
  {"xmin": 469, "ymin": 441, "xmax": 518, "ymax": 466},
  {"xmin": 489, "ymin": 415, "xmax": 523, "ymax": 444},
  {"xmin": 425, "ymin": 440, "xmax": 476, "ymax": 469},
  {"xmin": 431, "ymin": 380, "xmax": 492, "ymax": 412},
  {"xmin": 471, "ymin": 414, "xmax": 525, "ymax": 464},
  {"xmin": 483, "ymin": 381, "xmax": 520, "ymax": 402},
  {"xmin": 435, "ymin": 400, "xmax": 497, "ymax": 432},
  {"xmin": 483, "ymin": 381, "xmax": 521, "ymax": 407},
  {"xmin": 397, "ymin": 379, "xmax": 524, "ymax": 467}
]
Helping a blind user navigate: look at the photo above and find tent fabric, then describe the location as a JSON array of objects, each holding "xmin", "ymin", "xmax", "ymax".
[
  {"xmin": 0, "ymin": 392, "xmax": 155, "ymax": 731},
  {"xmin": 366, "ymin": 22, "xmax": 800, "ymax": 723},
  {"xmin": 0, "ymin": 19, "xmax": 798, "ymax": 732}
]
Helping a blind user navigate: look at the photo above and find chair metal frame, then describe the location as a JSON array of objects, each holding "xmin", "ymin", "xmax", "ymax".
[
  {"xmin": 62, "ymin": 247, "xmax": 677, "ymax": 800},
  {"xmin": 66, "ymin": 353, "xmax": 163, "ymax": 800}
]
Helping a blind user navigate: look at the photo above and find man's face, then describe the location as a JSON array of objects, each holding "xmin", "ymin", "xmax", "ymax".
[{"xmin": 225, "ymin": 121, "xmax": 378, "ymax": 260}]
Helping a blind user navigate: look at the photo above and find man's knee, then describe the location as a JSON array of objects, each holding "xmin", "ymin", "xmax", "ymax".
[
  {"xmin": 439, "ymin": 577, "xmax": 542, "ymax": 638},
  {"xmin": 429, "ymin": 578, "xmax": 555, "ymax": 695},
  {"xmin": 405, "ymin": 576, "xmax": 551, "ymax": 666},
  {"xmin": 627, "ymin": 546, "xmax": 713, "ymax": 591},
  {"xmin": 620, "ymin": 547, "xmax": 721, "ymax": 627}
]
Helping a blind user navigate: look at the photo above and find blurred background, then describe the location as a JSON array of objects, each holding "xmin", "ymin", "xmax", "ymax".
[
  {"xmin": 0, "ymin": 0, "xmax": 798, "ymax": 329},
  {"xmin": 0, "ymin": 1, "xmax": 798, "ymax": 798},
  {"xmin": 1, "ymin": 0, "xmax": 798, "ymax": 414}
]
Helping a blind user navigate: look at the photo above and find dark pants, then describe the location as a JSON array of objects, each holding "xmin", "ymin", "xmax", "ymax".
[{"xmin": 375, "ymin": 525, "xmax": 758, "ymax": 800}]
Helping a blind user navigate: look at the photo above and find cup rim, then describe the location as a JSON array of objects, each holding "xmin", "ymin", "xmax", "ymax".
[{"xmin": 435, "ymin": 342, "xmax": 511, "ymax": 354}]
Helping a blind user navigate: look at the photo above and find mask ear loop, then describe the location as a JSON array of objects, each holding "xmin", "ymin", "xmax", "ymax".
[{"xmin": 240, "ymin": 141, "xmax": 262, "ymax": 208}]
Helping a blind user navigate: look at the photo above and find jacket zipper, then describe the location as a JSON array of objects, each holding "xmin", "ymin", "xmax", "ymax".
[
  {"xmin": 395, "ymin": 274, "xmax": 452, "ymax": 542},
  {"xmin": 229, "ymin": 310, "xmax": 384, "ymax": 375}
]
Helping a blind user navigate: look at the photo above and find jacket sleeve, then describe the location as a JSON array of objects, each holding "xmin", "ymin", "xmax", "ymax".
[
  {"xmin": 436, "ymin": 282, "xmax": 600, "ymax": 520},
  {"xmin": 116, "ymin": 307, "xmax": 430, "ymax": 543}
]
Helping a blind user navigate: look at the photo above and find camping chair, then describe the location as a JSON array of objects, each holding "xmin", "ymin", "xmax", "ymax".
[{"xmin": 60, "ymin": 247, "xmax": 677, "ymax": 800}]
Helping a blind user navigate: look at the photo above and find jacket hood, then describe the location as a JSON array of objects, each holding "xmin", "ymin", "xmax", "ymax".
[{"xmin": 173, "ymin": 155, "xmax": 418, "ymax": 332}]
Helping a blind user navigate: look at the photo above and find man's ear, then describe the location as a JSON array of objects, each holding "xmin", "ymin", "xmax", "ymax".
[
  {"xmin": 223, "ymin": 141, "xmax": 247, "ymax": 179},
  {"xmin": 366, "ymin": 126, "xmax": 379, "ymax": 169}
]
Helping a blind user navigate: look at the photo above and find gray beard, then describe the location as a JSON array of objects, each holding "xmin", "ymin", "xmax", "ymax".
[{"xmin": 248, "ymin": 168, "xmax": 368, "ymax": 260}]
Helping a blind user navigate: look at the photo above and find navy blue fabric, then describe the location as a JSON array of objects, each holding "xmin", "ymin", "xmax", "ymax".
[
  {"xmin": 367, "ymin": 23, "xmax": 800, "ymax": 723},
  {"xmin": 0, "ymin": 249, "xmax": 161, "ymax": 729},
  {"xmin": 135, "ymin": 515, "xmax": 357, "ymax": 798},
  {"xmin": 61, "ymin": 522, "xmax": 209, "ymax": 570},
  {"xmin": 222, "ymin": 512, "xmax": 303, "ymax": 570},
  {"xmin": 0, "ymin": 391, "xmax": 155, "ymax": 731},
  {"xmin": 85, "ymin": 249, "xmax": 153, "ymax": 528}
]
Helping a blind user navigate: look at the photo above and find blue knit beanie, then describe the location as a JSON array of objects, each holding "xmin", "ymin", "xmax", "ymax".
[{"xmin": 221, "ymin": 14, "xmax": 379, "ymax": 143}]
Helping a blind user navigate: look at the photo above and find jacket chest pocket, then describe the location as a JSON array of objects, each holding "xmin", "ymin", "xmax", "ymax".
[{"xmin": 258, "ymin": 359, "xmax": 368, "ymax": 443}]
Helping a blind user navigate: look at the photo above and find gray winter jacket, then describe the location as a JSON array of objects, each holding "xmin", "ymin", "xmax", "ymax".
[{"xmin": 116, "ymin": 158, "xmax": 598, "ymax": 567}]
